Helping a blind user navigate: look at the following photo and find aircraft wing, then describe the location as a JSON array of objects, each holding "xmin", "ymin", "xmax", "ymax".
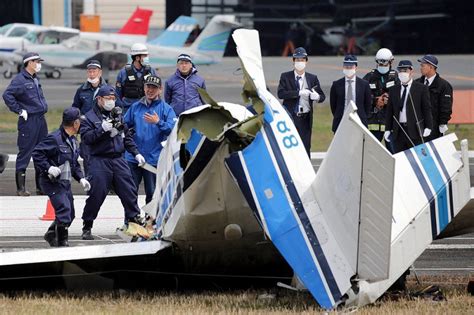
[{"xmin": 0, "ymin": 240, "xmax": 171, "ymax": 267}]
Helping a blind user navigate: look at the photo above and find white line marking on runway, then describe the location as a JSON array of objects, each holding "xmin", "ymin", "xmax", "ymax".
[{"xmin": 427, "ymin": 244, "xmax": 474, "ymax": 250}]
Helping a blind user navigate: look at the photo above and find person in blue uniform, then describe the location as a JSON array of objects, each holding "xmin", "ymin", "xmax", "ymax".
[
  {"xmin": 32, "ymin": 107, "xmax": 91, "ymax": 247},
  {"xmin": 164, "ymin": 54, "xmax": 206, "ymax": 116},
  {"xmin": 71, "ymin": 59, "xmax": 107, "ymax": 176},
  {"xmin": 80, "ymin": 85, "xmax": 145, "ymax": 240},
  {"xmin": 72, "ymin": 60, "xmax": 107, "ymax": 114},
  {"xmin": 124, "ymin": 75, "xmax": 176, "ymax": 204},
  {"xmin": 3, "ymin": 52, "xmax": 48, "ymax": 196},
  {"xmin": 115, "ymin": 43, "xmax": 157, "ymax": 112},
  {"xmin": 329, "ymin": 55, "xmax": 371, "ymax": 132},
  {"xmin": 277, "ymin": 47, "xmax": 325, "ymax": 156}
]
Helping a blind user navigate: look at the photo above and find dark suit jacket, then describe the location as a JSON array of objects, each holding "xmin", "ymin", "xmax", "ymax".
[
  {"xmin": 385, "ymin": 80, "xmax": 433, "ymax": 142},
  {"xmin": 277, "ymin": 71, "xmax": 326, "ymax": 121},
  {"xmin": 329, "ymin": 76, "xmax": 371, "ymax": 132},
  {"xmin": 415, "ymin": 74, "xmax": 453, "ymax": 139}
]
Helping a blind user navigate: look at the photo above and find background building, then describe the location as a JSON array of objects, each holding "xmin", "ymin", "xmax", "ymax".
[{"xmin": 0, "ymin": 0, "xmax": 472, "ymax": 56}]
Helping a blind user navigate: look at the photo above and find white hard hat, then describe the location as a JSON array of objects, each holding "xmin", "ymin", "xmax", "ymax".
[
  {"xmin": 130, "ymin": 43, "xmax": 148, "ymax": 56},
  {"xmin": 375, "ymin": 48, "xmax": 394, "ymax": 63}
]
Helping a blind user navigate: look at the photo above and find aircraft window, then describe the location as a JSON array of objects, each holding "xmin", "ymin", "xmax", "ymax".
[
  {"xmin": 61, "ymin": 32, "xmax": 77, "ymax": 41},
  {"xmin": 8, "ymin": 27, "xmax": 29, "ymax": 37},
  {"xmin": 23, "ymin": 31, "xmax": 39, "ymax": 43},
  {"xmin": 0, "ymin": 23, "xmax": 13, "ymax": 35},
  {"xmin": 39, "ymin": 31, "xmax": 61, "ymax": 44}
]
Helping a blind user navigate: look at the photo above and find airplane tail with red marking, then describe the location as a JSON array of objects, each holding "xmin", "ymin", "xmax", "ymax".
[{"xmin": 117, "ymin": 7, "xmax": 153, "ymax": 35}]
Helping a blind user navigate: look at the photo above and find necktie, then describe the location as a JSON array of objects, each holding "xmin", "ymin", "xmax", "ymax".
[
  {"xmin": 346, "ymin": 80, "xmax": 353, "ymax": 107},
  {"xmin": 400, "ymin": 85, "xmax": 408, "ymax": 111},
  {"xmin": 296, "ymin": 76, "xmax": 301, "ymax": 91},
  {"xmin": 425, "ymin": 79, "xmax": 429, "ymax": 86}
]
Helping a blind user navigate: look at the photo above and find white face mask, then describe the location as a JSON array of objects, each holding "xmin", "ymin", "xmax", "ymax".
[
  {"xmin": 398, "ymin": 72, "xmax": 411, "ymax": 84},
  {"xmin": 34, "ymin": 63, "xmax": 42, "ymax": 73},
  {"xmin": 141, "ymin": 56, "xmax": 150, "ymax": 66},
  {"xmin": 87, "ymin": 77, "xmax": 100, "ymax": 84},
  {"xmin": 103, "ymin": 99, "xmax": 115, "ymax": 111},
  {"xmin": 343, "ymin": 68, "xmax": 356, "ymax": 78},
  {"xmin": 294, "ymin": 61, "xmax": 306, "ymax": 72},
  {"xmin": 377, "ymin": 65, "xmax": 389, "ymax": 74}
]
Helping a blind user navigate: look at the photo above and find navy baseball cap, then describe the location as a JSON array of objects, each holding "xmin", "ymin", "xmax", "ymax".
[
  {"xmin": 23, "ymin": 52, "xmax": 43, "ymax": 63},
  {"xmin": 417, "ymin": 54, "xmax": 438, "ymax": 68},
  {"xmin": 292, "ymin": 47, "xmax": 308, "ymax": 59},
  {"xmin": 96, "ymin": 85, "xmax": 116, "ymax": 97},
  {"xmin": 343, "ymin": 54, "xmax": 358, "ymax": 66},
  {"xmin": 397, "ymin": 60, "xmax": 413, "ymax": 70},
  {"xmin": 86, "ymin": 59, "xmax": 101, "ymax": 69},
  {"xmin": 144, "ymin": 75, "xmax": 162, "ymax": 87},
  {"xmin": 62, "ymin": 107, "xmax": 81, "ymax": 123},
  {"xmin": 177, "ymin": 53, "xmax": 192, "ymax": 63}
]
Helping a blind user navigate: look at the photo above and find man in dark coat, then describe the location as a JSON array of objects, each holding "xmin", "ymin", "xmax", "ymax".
[
  {"xmin": 385, "ymin": 60, "xmax": 433, "ymax": 153},
  {"xmin": 416, "ymin": 54, "xmax": 453, "ymax": 141},
  {"xmin": 277, "ymin": 47, "xmax": 325, "ymax": 156},
  {"xmin": 330, "ymin": 55, "xmax": 371, "ymax": 132}
]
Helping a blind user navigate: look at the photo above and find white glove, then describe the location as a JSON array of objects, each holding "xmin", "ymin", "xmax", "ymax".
[
  {"xmin": 439, "ymin": 124, "xmax": 448, "ymax": 134},
  {"xmin": 309, "ymin": 89, "xmax": 320, "ymax": 101},
  {"xmin": 48, "ymin": 166, "xmax": 61, "ymax": 178},
  {"xmin": 135, "ymin": 154, "xmax": 146, "ymax": 166},
  {"xmin": 384, "ymin": 131, "xmax": 391, "ymax": 142},
  {"xmin": 298, "ymin": 89, "xmax": 310, "ymax": 98},
  {"xmin": 423, "ymin": 128, "xmax": 431, "ymax": 137},
  {"xmin": 80, "ymin": 178, "xmax": 91, "ymax": 192},
  {"xmin": 109, "ymin": 127, "xmax": 119, "ymax": 137},
  {"xmin": 101, "ymin": 120, "xmax": 113, "ymax": 132},
  {"xmin": 19, "ymin": 110, "xmax": 28, "ymax": 121}
]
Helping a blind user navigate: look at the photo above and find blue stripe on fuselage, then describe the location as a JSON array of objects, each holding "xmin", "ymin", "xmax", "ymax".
[
  {"xmin": 405, "ymin": 149, "xmax": 437, "ymax": 239},
  {"xmin": 241, "ymin": 131, "xmax": 335, "ymax": 309},
  {"xmin": 263, "ymin": 123, "xmax": 342, "ymax": 302},
  {"xmin": 413, "ymin": 144, "xmax": 449, "ymax": 231}
]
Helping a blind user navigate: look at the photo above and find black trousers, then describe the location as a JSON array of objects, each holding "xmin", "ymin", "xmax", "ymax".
[
  {"xmin": 291, "ymin": 113, "xmax": 311, "ymax": 157},
  {"xmin": 393, "ymin": 125, "xmax": 422, "ymax": 153}
]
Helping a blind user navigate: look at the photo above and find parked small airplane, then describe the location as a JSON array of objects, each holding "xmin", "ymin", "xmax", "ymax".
[
  {"xmin": 0, "ymin": 7, "xmax": 153, "ymax": 79},
  {"xmin": 0, "ymin": 23, "xmax": 44, "ymax": 38},
  {"xmin": 24, "ymin": 15, "xmax": 239, "ymax": 79},
  {"xmin": 0, "ymin": 29, "xmax": 472, "ymax": 311}
]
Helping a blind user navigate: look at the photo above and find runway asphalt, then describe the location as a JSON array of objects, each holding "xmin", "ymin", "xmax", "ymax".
[{"xmin": 0, "ymin": 56, "xmax": 473, "ymax": 278}]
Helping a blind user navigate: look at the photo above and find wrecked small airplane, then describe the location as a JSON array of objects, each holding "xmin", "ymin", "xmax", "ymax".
[
  {"xmin": 147, "ymin": 29, "xmax": 472, "ymax": 308},
  {"xmin": 1, "ymin": 29, "xmax": 472, "ymax": 309}
]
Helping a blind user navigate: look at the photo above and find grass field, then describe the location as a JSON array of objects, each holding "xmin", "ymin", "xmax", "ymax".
[
  {"xmin": 0, "ymin": 278, "xmax": 472, "ymax": 315},
  {"xmin": 1, "ymin": 106, "xmax": 472, "ymax": 151}
]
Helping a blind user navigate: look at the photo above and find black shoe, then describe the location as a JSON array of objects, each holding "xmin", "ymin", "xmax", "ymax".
[
  {"xmin": 15, "ymin": 171, "xmax": 31, "ymax": 196},
  {"xmin": 56, "ymin": 223, "xmax": 69, "ymax": 247},
  {"xmin": 81, "ymin": 229, "xmax": 94, "ymax": 240},
  {"xmin": 44, "ymin": 222, "xmax": 57, "ymax": 247},
  {"xmin": 36, "ymin": 189, "xmax": 45, "ymax": 196},
  {"xmin": 128, "ymin": 215, "xmax": 145, "ymax": 226}
]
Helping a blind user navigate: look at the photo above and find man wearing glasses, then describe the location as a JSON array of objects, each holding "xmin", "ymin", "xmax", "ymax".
[
  {"xmin": 363, "ymin": 48, "xmax": 400, "ymax": 152},
  {"xmin": 3, "ymin": 52, "xmax": 48, "ymax": 196}
]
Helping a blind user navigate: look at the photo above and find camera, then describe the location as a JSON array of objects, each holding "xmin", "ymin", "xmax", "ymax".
[{"xmin": 110, "ymin": 106, "xmax": 125, "ymax": 132}]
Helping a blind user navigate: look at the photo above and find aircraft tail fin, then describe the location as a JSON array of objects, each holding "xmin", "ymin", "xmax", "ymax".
[
  {"xmin": 148, "ymin": 16, "xmax": 197, "ymax": 46},
  {"xmin": 117, "ymin": 7, "xmax": 153, "ymax": 35},
  {"xmin": 189, "ymin": 15, "xmax": 241, "ymax": 63},
  {"xmin": 313, "ymin": 103, "xmax": 395, "ymax": 283}
]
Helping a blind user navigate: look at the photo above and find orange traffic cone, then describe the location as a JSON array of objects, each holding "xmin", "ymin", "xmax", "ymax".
[{"xmin": 40, "ymin": 199, "xmax": 56, "ymax": 221}]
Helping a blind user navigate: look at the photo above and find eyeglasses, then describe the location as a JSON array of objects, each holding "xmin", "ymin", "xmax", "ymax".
[{"xmin": 376, "ymin": 59, "xmax": 390, "ymax": 66}]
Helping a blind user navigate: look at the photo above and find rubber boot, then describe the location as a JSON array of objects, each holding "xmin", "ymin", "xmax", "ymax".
[
  {"xmin": 82, "ymin": 220, "xmax": 94, "ymax": 240},
  {"xmin": 15, "ymin": 171, "xmax": 31, "ymax": 196},
  {"xmin": 35, "ymin": 170, "xmax": 44, "ymax": 195},
  {"xmin": 44, "ymin": 221, "xmax": 58, "ymax": 247},
  {"xmin": 56, "ymin": 223, "xmax": 69, "ymax": 247}
]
